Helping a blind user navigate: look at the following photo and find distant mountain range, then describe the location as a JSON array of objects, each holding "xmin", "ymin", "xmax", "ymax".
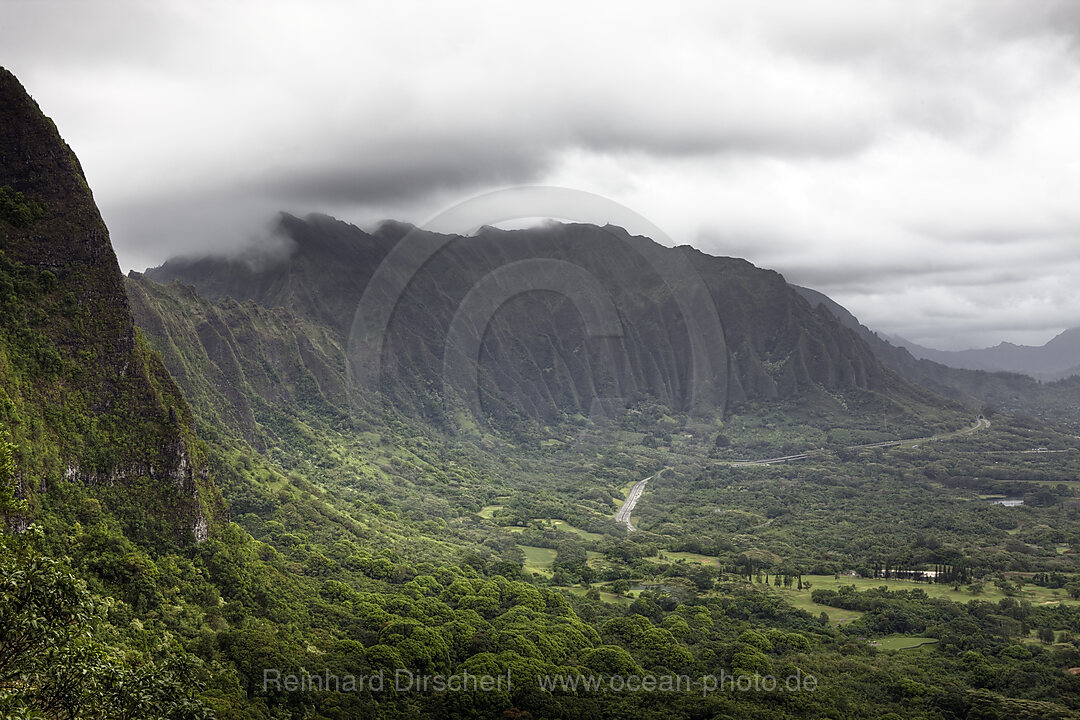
[
  {"xmin": 884, "ymin": 329, "xmax": 1080, "ymax": 382},
  {"xmin": 789, "ymin": 285, "xmax": 1080, "ymax": 383},
  {"xmin": 790, "ymin": 284, "xmax": 1080, "ymax": 425}
]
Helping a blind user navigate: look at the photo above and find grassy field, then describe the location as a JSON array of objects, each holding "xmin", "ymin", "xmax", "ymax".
[
  {"xmin": 518, "ymin": 545, "xmax": 557, "ymax": 577},
  {"xmin": 873, "ymin": 635, "xmax": 939, "ymax": 651},
  {"xmin": 1028, "ymin": 479, "xmax": 1080, "ymax": 489},
  {"xmin": 778, "ymin": 589, "xmax": 864, "ymax": 626},
  {"xmin": 562, "ymin": 584, "xmax": 634, "ymax": 606},
  {"xmin": 794, "ymin": 574, "xmax": 1080, "ymax": 607},
  {"xmin": 546, "ymin": 519, "xmax": 604, "ymax": 542},
  {"xmin": 646, "ymin": 551, "xmax": 722, "ymax": 568},
  {"xmin": 493, "ymin": 516, "xmax": 606, "ymax": 541},
  {"xmin": 498, "ymin": 518, "xmax": 609, "ymax": 539},
  {"xmin": 772, "ymin": 572, "xmax": 1077, "ymax": 628}
]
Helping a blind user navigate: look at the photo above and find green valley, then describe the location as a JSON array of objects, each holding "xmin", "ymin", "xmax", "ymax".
[{"xmin": 3, "ymin": 63, "xmax": 1080, "ymax": 720}]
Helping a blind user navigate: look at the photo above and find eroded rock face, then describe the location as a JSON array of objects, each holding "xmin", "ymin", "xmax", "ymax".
[
  {"xmin": 0, "ymin": 67, "xmax": 223, "ymax": 542},
  {"xmin": 143, "ymin": 213, "xmax": 893, "ymax": 430}
]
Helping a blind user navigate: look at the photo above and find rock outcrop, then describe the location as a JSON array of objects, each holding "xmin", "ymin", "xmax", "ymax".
[{"xmin": 0, "ymin": 67, "xmax": 223, "ymax": 541}]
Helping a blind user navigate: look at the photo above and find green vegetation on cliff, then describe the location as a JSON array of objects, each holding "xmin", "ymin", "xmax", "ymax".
[{"xmin": 0, "ymin": 68, "xmax": 221, "ymax": 542}]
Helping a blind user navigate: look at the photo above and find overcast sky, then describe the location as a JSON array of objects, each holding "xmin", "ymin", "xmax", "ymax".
[{"xmin": 4, "ymin": 0, "xmax": 1080, "ymax": 350}]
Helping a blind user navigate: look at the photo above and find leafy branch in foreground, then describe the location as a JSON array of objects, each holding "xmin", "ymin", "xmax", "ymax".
[{"xmin": 0, "ymin": 527, "xmax": 212, "ymax": 720}]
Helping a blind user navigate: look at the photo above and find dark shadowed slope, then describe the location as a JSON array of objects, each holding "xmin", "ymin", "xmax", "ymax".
[{"xmin": 143, "ymin": 215, "xmax": 950, "ymax": 436}]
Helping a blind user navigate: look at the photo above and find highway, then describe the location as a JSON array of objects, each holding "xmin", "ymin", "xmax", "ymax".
[
  {"xmin": 729, "ymin": 453, "xmax": 810, "ymax": 465},
  {"xmin": 615, "ymin": 473, "xmax": 657, "ymax": 532},
  {"xmin": 616, "ymin": 417, "xmax": 993, "ymax": 529},
  {"xmin": 844, "ymin": 416, "xmax": 990, "ymax": 450},
  {"xmin": 720, "ymin": 417, "xmax": 991, "ymax": 465}
]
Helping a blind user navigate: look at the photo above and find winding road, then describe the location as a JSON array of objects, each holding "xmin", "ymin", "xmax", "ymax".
[
  {"xmin": 615, "ymin": 417, "xmax": 992, "ymax": 530},
  {"xmin": 720, "ymin": 417, "xmax": 991, "ymax": 466}
]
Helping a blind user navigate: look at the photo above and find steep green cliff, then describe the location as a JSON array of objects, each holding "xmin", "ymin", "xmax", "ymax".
[{"xmin": 0, "ymin": 67, "xmax": 223, "ymax": 541}]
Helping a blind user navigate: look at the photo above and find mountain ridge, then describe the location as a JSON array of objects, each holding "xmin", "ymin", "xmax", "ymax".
[{"xmin": 137, "ymin": 213, "xmax": 966, "ymax": 446}]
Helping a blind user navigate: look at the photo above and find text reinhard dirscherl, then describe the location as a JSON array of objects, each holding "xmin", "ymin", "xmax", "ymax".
[{"xmin": 262, "ymin": 668, "xmax": 818, "ymax": 696}]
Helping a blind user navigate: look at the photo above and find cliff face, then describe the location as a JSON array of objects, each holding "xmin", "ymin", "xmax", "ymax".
[
  {"xmin": 0, "ymin": 67, "xmax": 222, "ymax": 541},
  {"xmin": 143, "ymin": 213, "xmax": 915, "ymax": 436},
  {"xmin": 125, "ymin": 273, "xmax": 348, "ymax": 452}
]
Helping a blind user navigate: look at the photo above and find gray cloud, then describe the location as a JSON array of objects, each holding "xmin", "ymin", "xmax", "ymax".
[
  {"xmin": 257, "ymin": 142, "xmax": 548, "ymax": 205},
  {"xmin": 4, "ymin": 1, "xmax": 1080, "ymax": 349}
]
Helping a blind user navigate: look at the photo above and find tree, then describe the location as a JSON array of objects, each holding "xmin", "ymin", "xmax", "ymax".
[
  {"xmin": 687, "ymin": 565, "xmax": 715, "ymax": 591},
  {"xmin": 1065, "ymin": 582, "xmax": 1080, "ymax": 600},
  {"xmin": 553, "ymin": 540, "xmax": 587, "ymax": 572},
  {"xmin": 0, "ymin": 532, "xmax": 210, "ymax": 718}
]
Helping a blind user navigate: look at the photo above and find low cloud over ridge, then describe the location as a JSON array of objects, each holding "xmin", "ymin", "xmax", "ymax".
[{"xmin": 5, "ymin": 0, "xmax": 1080, "ymax": 349}]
